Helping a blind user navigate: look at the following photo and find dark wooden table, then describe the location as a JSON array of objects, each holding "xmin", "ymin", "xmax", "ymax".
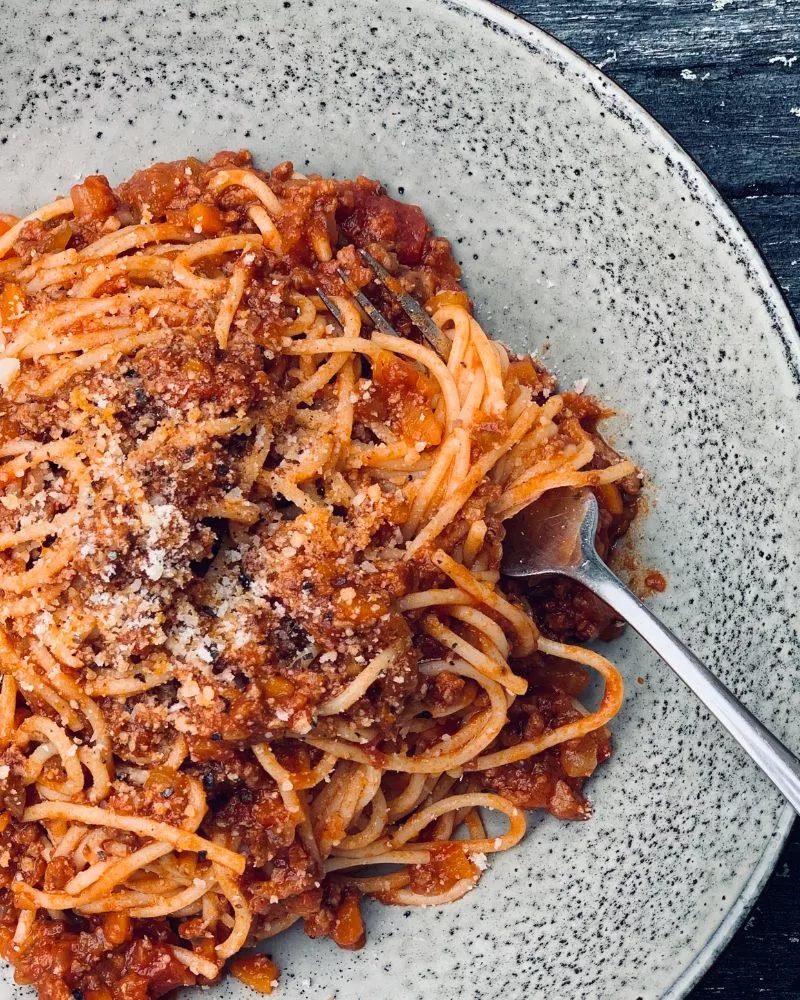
[{"xmin": 501, "ymin": 1, "xmax": 800, "ymax": 996}]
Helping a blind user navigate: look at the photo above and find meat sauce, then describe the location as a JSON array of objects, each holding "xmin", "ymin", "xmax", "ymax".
[{"xmin": 0, "ymin": 151, "xmax": 643, "ymax": 998}]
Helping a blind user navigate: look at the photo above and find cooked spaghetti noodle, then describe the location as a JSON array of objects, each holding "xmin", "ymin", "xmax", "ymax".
[{"xmin": 0, "ymin": 152, "xmax": 640, "ymax": 999}]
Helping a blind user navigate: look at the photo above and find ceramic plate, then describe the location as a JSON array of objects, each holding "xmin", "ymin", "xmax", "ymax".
[{"xmin": 2, "ymin": 1, "xmax": 799, "ymax": 998}]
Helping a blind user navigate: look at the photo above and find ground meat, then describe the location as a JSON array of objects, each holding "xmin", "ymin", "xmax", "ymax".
[
  {"xmin": 208, "ymin": 785, "xmax": 295, "ymax": 868},
  {"xmin": 340, "ymin": 192, "xmax": 429, "ymax": 265},
  {"xmin": 266, "ymin": 175, "xmax": 340, "ymax": 266},
  {"xmin": 117, "ymin": 160, "xmax": 201, "ymax": 219},
  {"xmin": 11, "ymin": 219, "xmax": 73, "ymax": 264},
  {"xmin": 247, "ymin": 841, "xmax": 319, "ymax": 915},
  {"xmin": 483, "ymin": 687, "xmax": 613, "ymax": 820},
  {"xmin": 0, "ymin": 746, "xmax": 27, "ymax": 819},
  {"xmin": 425, "ymin": 669, "xmax": 467, "ymax": 710},
  {"xmin": 134, "ymin": 329, "xmax": 266, "ymax": 415},
  {"xmin": 526, "ymin": 576, "xmax": 624, "ymax": 642},
  {"xmin": 485, "ymin": 751, "xmax": 594, "ymax": 820}
]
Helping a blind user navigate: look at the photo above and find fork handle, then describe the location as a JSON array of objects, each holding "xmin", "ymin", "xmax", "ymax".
[{"xmin": 573, "ymin": 551, "xmax": 800, "ymax": 814}]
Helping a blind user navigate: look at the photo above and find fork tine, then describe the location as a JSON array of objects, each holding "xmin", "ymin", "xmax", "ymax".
[
  {"xmin": 357, "ymin": 249, "xmax": 451, "ymax": 359},
  {"xmin": 316, "ymin": 288, "xmax": 346, "ymax": 329},
  {"xmin": 335, "ymin": 268, "xmax": 400, "ymax": 337}
]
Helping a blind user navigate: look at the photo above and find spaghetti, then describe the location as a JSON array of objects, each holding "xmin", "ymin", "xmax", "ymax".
[{"xmin": 0, "ymin": 151, "xmax": 640, "ymax": 999}]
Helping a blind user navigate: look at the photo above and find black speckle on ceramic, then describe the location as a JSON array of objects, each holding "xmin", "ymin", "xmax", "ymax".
[{"xmin": 2, "ymin": 2, "xmax": 799, "ymax": 999}]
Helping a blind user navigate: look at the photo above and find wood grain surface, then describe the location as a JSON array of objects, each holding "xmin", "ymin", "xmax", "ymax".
[{"xmin": 500, "ymin": 1, "xmax": 800, "ymax": 997}]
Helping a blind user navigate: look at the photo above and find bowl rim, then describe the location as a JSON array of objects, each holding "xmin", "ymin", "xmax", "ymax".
[
  {"xmin": 435, "ymin": 0, "xmax": 799, "ymax": 995},
  {"xmin": 3, "ymin": 2, "xmax": 797, "ymax": 996}
]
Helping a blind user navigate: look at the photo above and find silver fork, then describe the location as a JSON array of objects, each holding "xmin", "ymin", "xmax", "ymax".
[
  {"xmin": 317, "ymin": 249, "xmax": 450, "ymax": 359},
  {"xmin": 503, "ymin": 486, "xmax": 800, "ymax": 813}
]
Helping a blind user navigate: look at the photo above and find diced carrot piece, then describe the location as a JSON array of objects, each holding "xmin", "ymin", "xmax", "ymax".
[
  {"xmin": 330, "ymin": 892, "xmax": 366, "ymax": 950},
  {"xmin": 263, "ymin": 675, "xmax": 294, "ymax": 698},
  {"xmin": 70, "ymin": 176, "xmax": 117, "ymax": 221},
  {"xmin": 409, "ymin": 842, "xmax": 477, "ymax": 895},
  {"xmin": 0, "ymin": 283, "xmax": 25, "ymax": 326},
  {"xmin": 373, "ymin": 349, "xmax": 437, "ymax": 399},
  {"xmin": 0, "ymin": 215, "xmax": 19, "ymax": 238},
  {"xmin": 193, "ymin": 937, "xmax": 217, "ymax": 963},
  {"xmin": 399, "ymin": 402, "xmax": 441, "ymax": 446},
  {"xmin": 595, "ymin": 482, "xmax": 624, "ymax": 515},
  {"xmin": 42, "ymin": 224, "xmax": 73, "ymax": 254},
  {"xmin": 102, "ymin": 910, "xmax": 132, "ymax": 946},
  {"xmin": 230, "ymin": 954, "xmax": 279, "ymax": 994},
  {"xmin": 509, "ymin": 358, "xmax": 540, "ymax": 388},
  {"xmin": 188, "ymin": 203, "xmax": 224, "ymax": 235},
  {"xmin": 425, "ymin": 288, "xmax": 470, "ymax": 313}
]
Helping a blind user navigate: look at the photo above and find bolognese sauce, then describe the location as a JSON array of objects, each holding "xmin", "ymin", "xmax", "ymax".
[{"xmin": 0, "ymin": 151, "xmax": 638, "ymax": 999}]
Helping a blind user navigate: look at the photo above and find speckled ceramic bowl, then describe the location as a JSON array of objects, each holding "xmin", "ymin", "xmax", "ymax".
[{"xmin": 2, "ymin": 1, "xmax": 799, "ymax": 998}]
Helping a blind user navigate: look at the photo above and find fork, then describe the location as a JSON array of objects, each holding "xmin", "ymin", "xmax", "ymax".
[
  {"xmin": 502, "ymin": 486, "xmax": 800, "ymax": 813},
  {"xmin": 317, "ymin": 249, "xmax": 450, "ymax": 359}
]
